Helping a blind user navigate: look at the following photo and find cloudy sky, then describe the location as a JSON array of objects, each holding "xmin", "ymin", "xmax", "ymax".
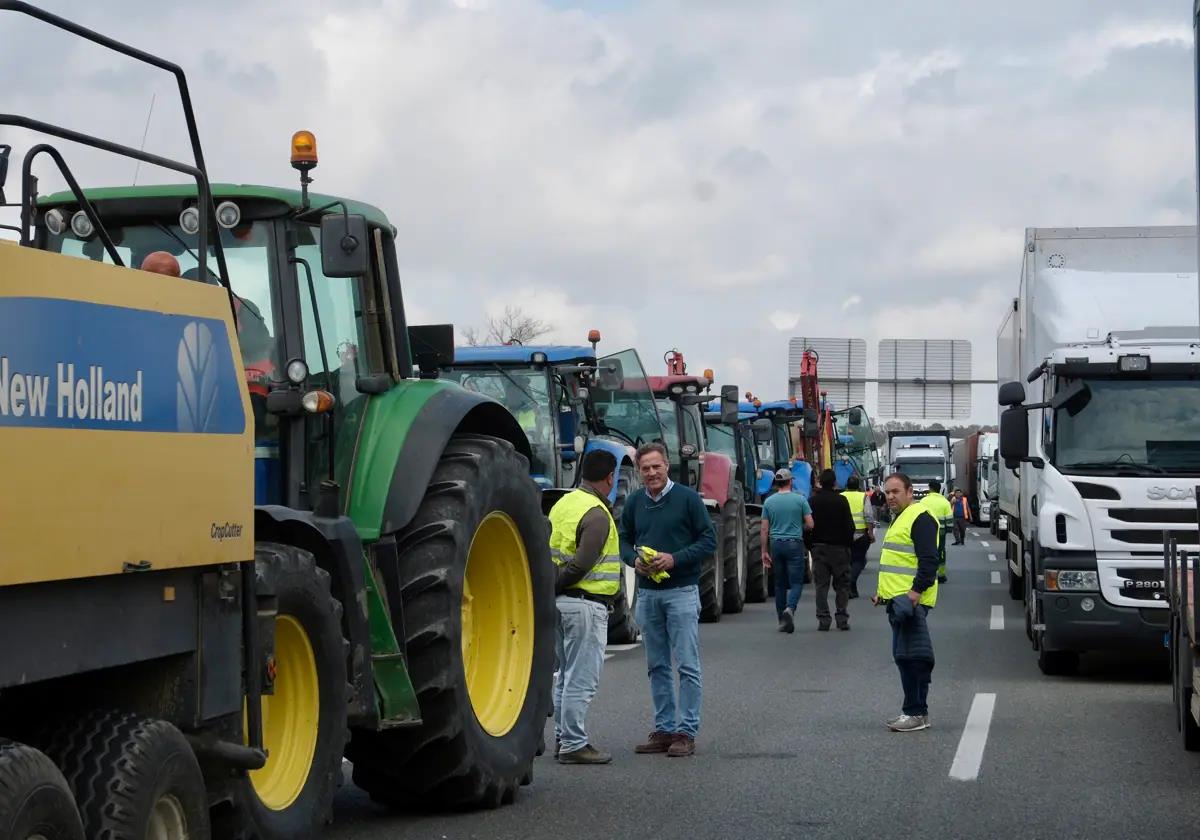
[{"xmin": 2, "ymin": 0, "xmax": 1195, "ymax": 424}]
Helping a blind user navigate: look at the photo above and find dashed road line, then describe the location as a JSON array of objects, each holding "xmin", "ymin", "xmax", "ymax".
[
  {"xmin": 949, "ymin": 693, "xmax": 997, "ymax": 781},
  {"xmin": 980, "ymin": 541, "xmax": 990, "ymax": 548},
  {"xmin": 988, "ymin": 553, "xmax": 998, "ymax": 563},
  {"xmin": 990, "ymin": 605, "xmax": 1005, "ymax": 630}
]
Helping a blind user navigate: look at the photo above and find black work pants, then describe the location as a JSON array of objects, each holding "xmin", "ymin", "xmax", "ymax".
[
  {"xmin": 810, "ymin": 543, "xmax": 851, "ymax": 625},
  {"xmin": 953, "ymin": 517, "xmax": 967, "ymax": 544},
  {"xmin": 849, "ymin": 535, "xmax": 871, "ymax": 594}
]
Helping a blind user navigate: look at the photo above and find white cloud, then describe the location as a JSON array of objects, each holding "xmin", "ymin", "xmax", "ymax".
[
  {"xmin": 1064, "ymin": 21, "xmax": 1190, "ymax": 78},
  {"xmin": 840, "ymin": 294, "xmax": 862, "ymax": 312},
  {"xmin": 769, "ymin": 310, "xmax": 801, "ymax": 331},
  {"xmin": 916, "ymin": 225, "xmax": 1023, "ymax": 275}
]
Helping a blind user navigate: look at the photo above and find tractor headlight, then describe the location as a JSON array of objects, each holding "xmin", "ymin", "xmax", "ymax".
[
  {"xmin": 44, "ymin": 208, "xmax": 66, "ymax": 236},
  {"xmin": 179, "ymin": 206, "xmax": 201, "ymax": 236},
  {"xmin": 286, "ymin": 358, "xmax": 309, "ymax": 385},
  {"xmin": 70, "ymin": 210, "xmax": 94, "ymax": 239},
  {"xmin": 216, "ymin": 201, "xmax": 241, "ymax": 229}
]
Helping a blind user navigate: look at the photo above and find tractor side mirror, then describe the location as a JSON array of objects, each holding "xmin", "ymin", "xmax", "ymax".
[
  {"xmin": 999, "ymin": 406, "xmax": 1029, "ymax": 468},
  {"xmin": 408, "ymin": 324, "xmax": 455, "ymax": 376},
  {"xmin": 720, "ymin": 385, "xmax": 739, "ymax": 425},
  {"xmin": 0, "ymin": 144, "xmax": 10, "ymax": 205},
  {"xmin": 803, "ymin": 407, "xmax": 819, "ymax": 439},
  {"xmin": 848, "ymin": 407, "xmax": 862, "ymax": 426},
  {"xmin": 597, "ymin": 357, "xmax": 624, "ymax": 391},
  {"xmin": 320, "ymin": 213, "xmax": 369, "ymax": 278}
]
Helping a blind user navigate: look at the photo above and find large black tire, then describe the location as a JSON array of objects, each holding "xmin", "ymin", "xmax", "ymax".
[
  {"xmin": 699, "ymin": 510, "xmax": 725, "ymax": 623},
  {"xmin": 608, "ymin": 463, "xmax": 640, "ymax": 644},
  {"xmin": 0, "ymin": 740, "xmax": 83, "ymax": 840},
  {"xmin": 745, "ymin": 514, "xmax": 767, "ymax": 604},
  {"xmin": 214, "ymin": 543, "xmax": 349, "ymax": 839},
  {"xmin": 1038, "ymin": 648, "xmax": 1079, "ymax": 676},
  {"xmin": 348, "ymin": 434, "xmax": 554, "ymax": 810},
  {"xmin": 720, "ymin": 490, "xmax": 747, "ymax": 614},
  {"xmin": 38, "ymin": 712, "xmax": 209, "ymax": 840}
]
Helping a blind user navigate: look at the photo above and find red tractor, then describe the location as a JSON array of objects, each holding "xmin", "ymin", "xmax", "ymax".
[{"xmin": 646, "ymin": 350, "xmax": 745, "ymax": 621}]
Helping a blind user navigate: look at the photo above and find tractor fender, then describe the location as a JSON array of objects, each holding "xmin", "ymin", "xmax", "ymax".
[
  {"xmin": 699, "ymin": 452, "xmax": 734, "ymax": 510},
  {"xmin": 254, "ymin": 506, "xmax": 376, "ymax": 727},
  {"xmin": 343, "ymin": 381, "xmax": 532, "ymax": 540}
]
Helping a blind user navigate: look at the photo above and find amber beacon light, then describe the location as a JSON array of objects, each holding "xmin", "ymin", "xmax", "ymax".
[{"xmin": 290, "ymin": 130, "xmax": 318, "ymax": 170}]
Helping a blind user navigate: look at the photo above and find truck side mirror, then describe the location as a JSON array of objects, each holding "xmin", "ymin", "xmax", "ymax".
[
  {"xmin": 320, "ymin": 213, "xmax": 369, "ymax": 278},
  {"xmin": 720, "ymin": 384, "xmax": 740, "ymax": 425},
  {"xmin": 597, "ymin": 357, "xmax": 624, "ymax": 391},
  {"xmin": 999, "ymin": 406, "xmax": 1029, "ymax": 468},
  {"xmin": 998, "ymin": 381, "xmax": 1026, "ymax": 407},
  {"xmin": 0, "ymin": 144, "xmax": 10, "ymax": 205}
]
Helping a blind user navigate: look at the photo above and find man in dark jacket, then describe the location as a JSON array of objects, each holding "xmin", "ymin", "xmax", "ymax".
[
  {"xmin": 805, "ymin": 469, "xmax": 856, "ymax": 631},
  {"xmin": 619, "ymin": 442, "xmax": 716, "ymax": 758}
]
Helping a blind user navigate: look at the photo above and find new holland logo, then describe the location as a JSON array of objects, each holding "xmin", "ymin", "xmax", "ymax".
[{"xmin": 176, "ymin": 321, "xmax": 220, "ymax": 432}]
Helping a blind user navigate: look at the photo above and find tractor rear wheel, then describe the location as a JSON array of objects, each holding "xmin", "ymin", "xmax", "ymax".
[
  {"xmin": 745, "ymin": 514, "xmax": 767, "ymax": 603},
  {"xmin": 0, "ymin": 740, "xmax": 83, "ymax": 840},
  {"xmin": 699, "ymin": 510, "xmax": 724, "ymax": 623},
  {"xmin": 38, "ymin": 712, "xmax": 209, "ymax": 840},
  {"xmin": 348, "ymin": 434, "xmax": 554, "ymax": 810},
  {"xmin": 216, "ymin": 543, "xmax": 349, "ymax": 839},
  {"xmin": 720, "ymin": 491, "xmax": 747, "ymax": 614},
  {"xmin": 607, "ymin": 463, "xmax": 639, "ymax": 644}
]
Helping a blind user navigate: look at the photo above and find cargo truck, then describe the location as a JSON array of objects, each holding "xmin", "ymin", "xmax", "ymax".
[
  {"xmin": 888, "ymin": 430, "xmax": 952, "ymax": 499},
  {"xmin": 950, "ymin": 431, "xmax": 997, "ymax": 522},
  {"xmin": 997, "ymin": 226, "xmax": 1200, "ymax": 676}
]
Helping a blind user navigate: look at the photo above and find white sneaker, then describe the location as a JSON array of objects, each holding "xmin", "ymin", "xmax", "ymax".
[{"xmin": 888, "ymin": 714, "xmax": 928, "ymax": 732}]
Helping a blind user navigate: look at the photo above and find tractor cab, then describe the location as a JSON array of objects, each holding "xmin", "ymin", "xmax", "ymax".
[
  {"xmin": 832, "ymin": 404, "xmax": 882, "ymax": 487},
  {"xmin": 703, "ymin": 401, "xmax": 766, "ymax": 504},
  {"xmin": 751, "ymin": 397, "xmax": 809, "ymax": 495}
]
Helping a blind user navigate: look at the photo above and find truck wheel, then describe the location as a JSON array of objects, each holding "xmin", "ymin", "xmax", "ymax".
[
  {"xmin": 347, "ymin": 434, "xmax": 554, "ymax": 809},
  {"xmin": 39, "ymin": 712, "xmax": 209, "ymax": 840},
  {"xmin": 217, "ymin": 543, "xmax": 350, "ymax": 839},
  {"xmin": 720, "ymin": 492, "xmax": 747, "ymax": 614},
  {"xmin": 1037, "ymin": 649, "xmax": 1079, "ymax": 676},
  {"xmin": 1178, "ymin": 629, "xmax": 1200, "ymax": 751},
  {"xmin": 699, "ymin": 510, "xmax": 725, "ymax": 623},
  {"xmin": 745, "ymin": 514, "xmax": 767, "ymax": 604},
  {"xmin": 608, "ymin": 464, "xmax": 639, "ymax": 644},
  {"xmin": 0, "ymin": 740, "xmax": 83, "ymax": 840}
]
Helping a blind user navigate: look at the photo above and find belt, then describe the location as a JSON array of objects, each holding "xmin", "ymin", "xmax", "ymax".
[{"xmin": 559, "ymin": 590, "xmax": 614, "ymax": 607}]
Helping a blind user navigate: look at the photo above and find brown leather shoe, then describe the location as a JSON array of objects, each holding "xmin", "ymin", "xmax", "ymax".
[
  {"xmin": 558, "ymin": 744, "xmax": 612, "ymax": 764},
  {"xmin": 667, "ymin": 734, "xmax": 695, "ymax": 757},
  {"xmin": 634, "ymin": 731, "xmax": 675, "ymax": 754}
]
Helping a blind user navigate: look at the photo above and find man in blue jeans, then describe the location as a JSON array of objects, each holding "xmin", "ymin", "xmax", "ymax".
[
  {"xmin": 760, "ymin": 468, "xmax": 815, "ymax": 633},
  {"xmin": 619, "ymin": 442, "xmax": 716, "ymax": 758}
]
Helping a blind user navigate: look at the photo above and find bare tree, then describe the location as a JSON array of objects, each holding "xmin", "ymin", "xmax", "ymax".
[{"xmin": 463, "ymin": 306, "xmax": 551, "ymax": 346}]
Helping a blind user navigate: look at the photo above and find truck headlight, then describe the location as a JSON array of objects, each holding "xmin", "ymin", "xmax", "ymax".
[{"xmin": 1044, "ymin": 570, "xmax": 1098, "ymax": 591}]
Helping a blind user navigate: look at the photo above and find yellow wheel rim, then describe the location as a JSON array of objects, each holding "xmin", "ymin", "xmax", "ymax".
[
  {"xmin": 249, "ymin": 614, "xmax": 320, "ymax": 811},
  {"xmin": 461, "ymin": 511, "xmax": 534, "ymax": 737}
]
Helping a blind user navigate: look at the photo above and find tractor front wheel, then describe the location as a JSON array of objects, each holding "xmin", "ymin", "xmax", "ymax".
[
  {"xmin": 699, "ymin": 510, "xmax": 724, "ymax": 623},
  {"xmin": 607, "ymin": 463, "xmax": 640, "ymax": 644},
  {"xmin": 745, "ymin": 514, "xmax": 767, "ymax": 603},
  {"xmin": 348, "ymin": 433, "xmax": 554, "ymax": 810},
  {"xmin": 720, "ymin": 491, "xmax": 747, "ymax": 614}
]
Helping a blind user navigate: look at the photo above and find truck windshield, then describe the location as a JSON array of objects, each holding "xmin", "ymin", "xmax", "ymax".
[
  {"xmin": 896, "ymin": 461, "xmax": 944, "ymax": 481},
  {"xmin": 442, "ymin": 366, "xmax": 555, "ymax": 476},
  {"xmin": 1054, "ymin": 378, "xmax": 1200, "ymax": 475}
]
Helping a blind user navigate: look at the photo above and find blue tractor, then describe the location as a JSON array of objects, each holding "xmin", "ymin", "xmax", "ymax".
[
  {"xmin": 703, "ymin": 400, "xmax": 771, "ymax": 603},
  {"xmin": 440, "ymin": 340, "xmax": 659, "ymax": 643}
]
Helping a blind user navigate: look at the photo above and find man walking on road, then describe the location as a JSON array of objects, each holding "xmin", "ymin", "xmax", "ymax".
[
  {"xmin": 548, "ymin": 450, "xmax": 622, "ymax": 764},
  {"xmin": 951, "ymin": 488, "xmax": 970, "ymax": 545},
  {"xmin": 921, "ymin": 480, "xmax": 954, "ymax": 584},
  {"xmin": 872, "ymin": 473, "xmax": 940, "ymax": 732},
  {"xmin": 619, "ymin": 442, "xmax": 716, "ymax": 758},
  {"xmin": 842, "ymin": 475, "xmax": 876, "ymax": 599},
  {"xmin": 761, "ymin": 468, "xmax": 814, "ymax": 634},
  {"xmin": 806, "ymin": 469, "xmax": 856, "ymax": 631}
]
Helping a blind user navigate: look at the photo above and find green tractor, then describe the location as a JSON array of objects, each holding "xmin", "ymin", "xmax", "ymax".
[{"xmin": 0, "ymin": 4, "xmax": 553, "ymax": 838}]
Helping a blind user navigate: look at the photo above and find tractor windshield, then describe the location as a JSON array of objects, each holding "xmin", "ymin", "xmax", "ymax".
[
  {"xmin": 705, "ymin": 422, "xmax": 737, "ymax": 460},
  {"xmin": 591, "ymin": 349, "xmax": 662, "ymax": 449},
  {"xmin": 442, "ymin": 366, "xmax": 555, "ymax": 477}
]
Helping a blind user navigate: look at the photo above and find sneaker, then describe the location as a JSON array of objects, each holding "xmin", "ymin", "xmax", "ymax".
[
  {"xmin": 667, "ymin": 734, "xmax": 695, "ymax": 757},
  {"xmin": 555, "ymin": 740, "xmax": 561, "ymax": 759},
  {"xmin": 885, "ymin": 714, "xmax": 904, "ymax": 727},
  {"xmin": 781, "ymin": 608, "xmax": 795, "ymax": 634},
  {"xmin": 558, "ymin": 744, "xmax": 612, "ymax": 764},
  {"xmin": 837, "ymin": 622, "xmax": 850, "ymax": 631},
  {"xmin": 818, "ymin": 620, "xmax": 831, "ymax": 632},
  {"xmin": 634, "ymin": 731, "xmax": 675, "ymax": 754},
  {"xmin": 888, "ymin": 715, "xmax": 929, "ymax": 732}
]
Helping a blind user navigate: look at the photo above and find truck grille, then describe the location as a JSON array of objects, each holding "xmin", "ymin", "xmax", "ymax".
[
  {"xmin": 1108, "ymin": 508, "xmax": 1196, "ymax": 524},
  {"xmin": 1115, "ymin": 567, "xmax": 1168, "ymax": 602},
  {"xmin": 1111, "ymin": 529, "xmax": 1198, "ymax": 545}
]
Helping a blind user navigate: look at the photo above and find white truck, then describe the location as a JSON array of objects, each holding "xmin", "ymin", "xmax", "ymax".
[
  {"xmin": 997, "ymin": 226, "xmax": 1200, "ymax": 675},
  {"xmin": 888, "ymin": 430, "xmax": 952, "ymax": 499}
]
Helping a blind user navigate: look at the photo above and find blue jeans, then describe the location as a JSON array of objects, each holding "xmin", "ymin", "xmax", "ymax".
[
  {"xmin": 772, "ymin": 538, "xmax": 806, "ymax": 617},
  {"xmin": 891, "ymin": 605, "xmax": 934, "ymax": 716},
  {"xmin": 553, "ymin": 595, "xmax": 609, "ymax": 753},
  {"xmin": 635, "ymin": 585, "xmax": 702, "ymax": 738}
]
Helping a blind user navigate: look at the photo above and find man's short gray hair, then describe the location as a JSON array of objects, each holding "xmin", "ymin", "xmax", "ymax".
[{"xmin": 636, "ymin": 441, "xmax": 669, "ymax": 464}]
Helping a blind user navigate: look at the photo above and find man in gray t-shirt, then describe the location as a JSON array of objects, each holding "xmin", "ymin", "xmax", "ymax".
[{"xmin": 760, "ymin": 468, "xmax": 814, "ymax": 633}]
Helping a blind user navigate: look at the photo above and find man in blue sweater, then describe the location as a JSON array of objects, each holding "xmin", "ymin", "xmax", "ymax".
[{"xmin": 619, "ymin": 442, "xmax": 717, "ymax": 758}]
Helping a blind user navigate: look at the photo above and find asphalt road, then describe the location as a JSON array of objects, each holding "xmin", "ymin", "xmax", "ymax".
[{"xmin": 328, "ymin": 526, "xmax": 1200, "ymax": 840}]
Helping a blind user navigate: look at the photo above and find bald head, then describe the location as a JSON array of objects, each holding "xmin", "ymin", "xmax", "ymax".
[{"xmin": 140, "ymin": 251, "xmax": 180, "ymax": 277}]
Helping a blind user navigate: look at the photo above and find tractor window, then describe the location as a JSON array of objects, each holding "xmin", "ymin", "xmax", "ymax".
[
  {"xmin": 680, "ymin": 404, "xmax": 703, "ymax": 450},
  {"xmin": 739, "ymin": 427, "xmax": 758, "ymax": 491}
]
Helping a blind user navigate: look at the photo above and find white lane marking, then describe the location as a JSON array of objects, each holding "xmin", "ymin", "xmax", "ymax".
[
  {"xmin": 990, "ymin": 605, "xmax": 1005, "ymax": 630},
  {"xmin": 604, "ymin": 654, "xmax": 613, "ymax": 661},
  {"xmin": 988, "ymin": 553, "xmax": 998, "ymax": 563},
  {"xmin": 949, "ymin": 693, "xmax": 997, "ymax": 781},
  {"xmin": 980, "ymin": 541, "xmax": 990, "ymax": 548},
  {"xmin": 990, "ymin": 571, "xmax": 1001, "ymax": 585}
]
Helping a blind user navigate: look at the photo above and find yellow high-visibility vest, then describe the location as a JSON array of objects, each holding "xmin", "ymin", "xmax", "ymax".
[
  {"xmin": 547, "ymin": 489, "xmax": 621, "ymax": 596},
  {"xmin": 877, "ymin": 502, "xmax": 938, "ymax": 607},
  {"xmin": 843, "ymin": 490, "xmax": 868, "ymax": 537},
  {"xmin": 920, "ymin": 492, "xmax": 954, "ymax": 547}
]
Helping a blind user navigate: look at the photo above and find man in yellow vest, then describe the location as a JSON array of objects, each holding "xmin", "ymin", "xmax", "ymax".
[
  {"xmin": 920, "ymin": 479, "xmax": 955, "ymax": 585},
  {"xmin": 872, "ymin": 473, "xmax": 940, "ymax": 732},
  {"xmin": 841, "ymin": 475, "xmax": 876, "ymax": 599},
  {"xmin": 549, "ymin": 449, "xmax": 621, "ymax": 764}
]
